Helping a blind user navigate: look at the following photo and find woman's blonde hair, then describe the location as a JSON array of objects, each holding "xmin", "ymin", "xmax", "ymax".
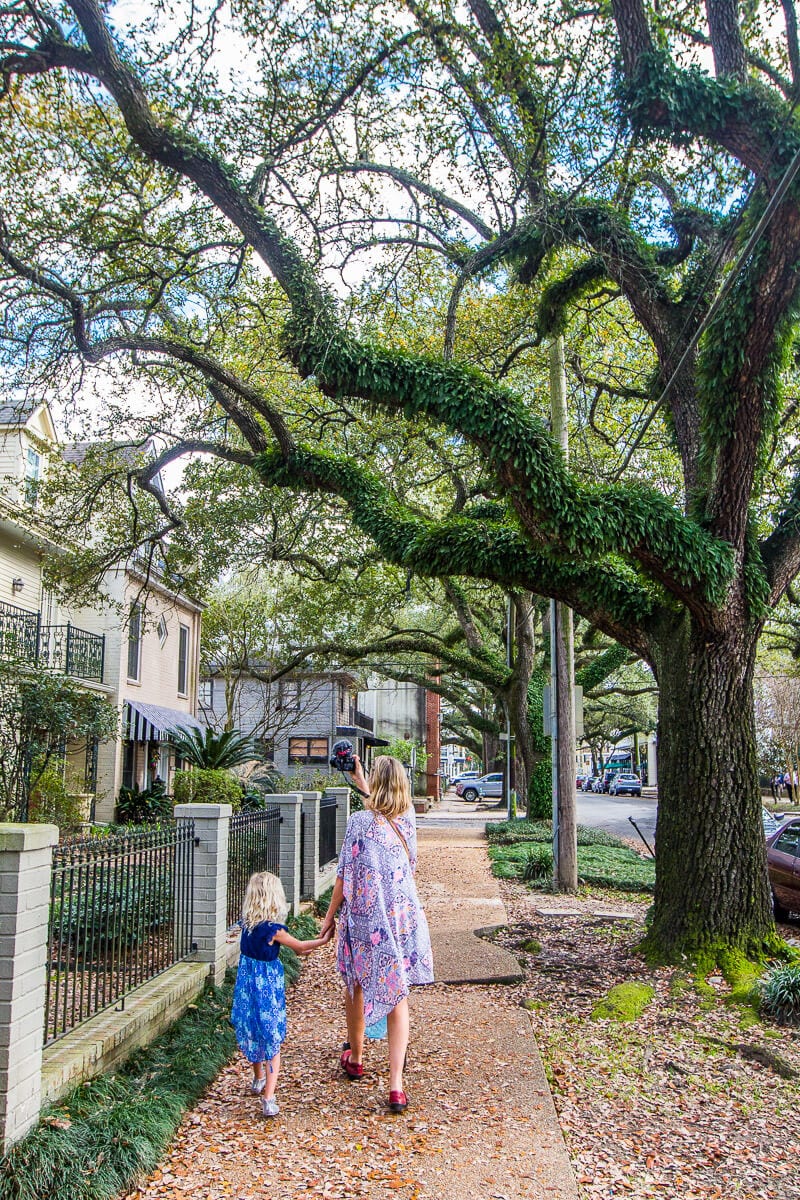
[
  {"xmin": 241, "ymin": 871, "xmax": 288, "ymax": 931},
  {"xmin": 367, "ymin": 755, "xmax": 411, "ymax": 820}
]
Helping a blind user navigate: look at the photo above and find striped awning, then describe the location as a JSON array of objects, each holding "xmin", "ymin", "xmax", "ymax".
[{"xmin": 125, "ymin": 701, "xmax": 203, "ymax": 742}]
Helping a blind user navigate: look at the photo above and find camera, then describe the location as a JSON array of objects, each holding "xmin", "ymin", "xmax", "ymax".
[{"xmin": 330, "ymin": 738, "xmax": 356, "ymax": 773}]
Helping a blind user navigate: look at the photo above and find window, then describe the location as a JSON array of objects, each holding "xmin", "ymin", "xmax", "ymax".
[
  {"xmin": 157, "ymin": 614, "xmax": 168, "ymax": 646},
  {"xmin": 24, "ymin": 448, "xmax": 40, "ymax": 506},
  {"xmin": 289, "ymin": 737, "xmax": 329, "ymax": 764},
  {"xmin": 279, "ymin": 679, "xmax": 301, "ymax": 713},
  {"xmin": 177, "ymin": 624, "xmax": 189, "ymax": 695},
  {"xmin": 199, "ymin": 679, "xmax": 213, "ymax": 708},
  {"xmin": 127, "ymin": 604, "xmax": 142, "ymax": 681},
  {"xmin": 773, "ymin": 824, "xmax": 800, "ymax": 856}
]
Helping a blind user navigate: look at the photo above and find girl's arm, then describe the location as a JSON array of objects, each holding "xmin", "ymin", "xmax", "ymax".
[
  {"xmin": 271, "ymin": 925, "xmax": 334, "ymax": 955},
  {"xmin": 319, "ymin": 874, "xmax": 344, "ymax": 937}
]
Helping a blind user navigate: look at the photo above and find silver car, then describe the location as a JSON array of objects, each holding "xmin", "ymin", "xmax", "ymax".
[{"xmin": 461, "ymin": 772, "xmax": 504, "ymax": 801}]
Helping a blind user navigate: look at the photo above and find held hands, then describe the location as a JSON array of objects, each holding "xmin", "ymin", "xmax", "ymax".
[{"xmin": 319, "ymin": 922, "xmax": 335, "ymax": 946}]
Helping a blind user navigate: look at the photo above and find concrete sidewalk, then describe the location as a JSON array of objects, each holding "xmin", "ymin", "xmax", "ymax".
[{"xmin": 124, "ymin": 823, "xmax": 577, "ymax": 1200}]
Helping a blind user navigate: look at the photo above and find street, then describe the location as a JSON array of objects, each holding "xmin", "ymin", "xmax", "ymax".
[
  {"xmin": 576, "ymin": 789, "xmax": 657, "ymax": 849},
  {"xmin": 429, "ymin": 790, "xmax": 658, "ymax": 852}
]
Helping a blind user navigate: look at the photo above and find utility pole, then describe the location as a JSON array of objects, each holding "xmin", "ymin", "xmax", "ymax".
[{"xmin": 549, "ymin": 337, "xmax": 578, "ymax": 891}]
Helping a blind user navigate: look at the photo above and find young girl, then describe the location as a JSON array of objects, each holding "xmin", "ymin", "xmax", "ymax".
[{"xmin": 230, "ymin": 871, "xmax": 333, "ymax": 1117}]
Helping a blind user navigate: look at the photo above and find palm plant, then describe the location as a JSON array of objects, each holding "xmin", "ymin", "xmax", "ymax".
[{"xmin": 170, "ymin": 725, "xmax": 258, "ymax": 770}]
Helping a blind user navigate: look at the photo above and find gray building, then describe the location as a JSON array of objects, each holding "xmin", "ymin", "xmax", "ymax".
[{"xmin": 199, "ymin": 666, "xmax": 387, "ymax": 776}]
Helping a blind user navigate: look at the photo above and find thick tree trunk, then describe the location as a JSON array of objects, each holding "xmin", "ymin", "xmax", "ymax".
[{"xmin": 649, "ymin": 614, "xmax": 774, "ymax": 959}]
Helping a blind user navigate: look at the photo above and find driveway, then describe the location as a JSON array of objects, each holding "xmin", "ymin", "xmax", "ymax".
[{"xmin": 576, "ymin": 789, "xmax": 657, "ymax": 849}]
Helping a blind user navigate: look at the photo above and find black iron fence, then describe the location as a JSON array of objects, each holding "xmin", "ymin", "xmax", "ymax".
[
  {"xmin": 0, "ymin": 601, "xmax": 39, "ymax": 663},
  {"xmin": 319, "ymin": 794, "xmax": 338, "ymax": 867},
  {"xmin": 226, "ymin": 808, "xmax": 282, "ymax": 927},
  {"xmin": 45, "ymin": 822, "xmax": 195, "ymax": 1044},
  {"xmin": 0, "ymin": 601, "xmax": 105, "ymax": 683}
]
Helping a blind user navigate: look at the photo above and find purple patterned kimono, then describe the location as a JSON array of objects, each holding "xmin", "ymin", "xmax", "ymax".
[{"xmin": 336, "ymin": 807, "xmax": 434, "ymax": 1023}]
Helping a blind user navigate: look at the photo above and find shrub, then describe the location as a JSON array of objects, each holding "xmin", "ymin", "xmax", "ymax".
[
  {"xmin": 50, "ymin": 870, "xmax": 174, "ymax": 955},
  {"xmin": 522, "ymin": 844, "xmax": 554, "ymax": 882},
  {"xmin": 28, "ymin": 768, "xmax": 87, "ymax": 830},
  {"xmin": 172, "ymin": 768, "xmax": 241, "ymax": 809},
  {"xmin": 760, "ymin": 963, "xmax": 800, "ymax": 1025},
  {"xmin": 116, "ymin": 779, "xmax": 172, "ymax": 825}
]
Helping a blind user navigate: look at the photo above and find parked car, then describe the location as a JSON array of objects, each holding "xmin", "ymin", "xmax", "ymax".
[
  {"xmin": 590, "ymin": 775, "xmax": 605, "ymax": 793},
  {"xmin": 609, "ymin": 772, "xmax": 642, "ymax": 796},
  {"xmin": 462, "ymin": 772, "xmax": 504, "ymax": 801},
  {"xmin": 576, "ymin": 773, "xmax": 589, "ymax": 789},
  {"xmin": 601, "ymin": 770, "xmax": 619, "ymax": 792},
  {"xmin": 582, "ymin": 775, "xmax": 599, "ymax": 792},
  {"xmin": 766, "ymin": 818, "xmax": 800, "ymax": 920},
  {"xmin": 450, "ymin": 770, "xmax": 480, "ymax": 790}
]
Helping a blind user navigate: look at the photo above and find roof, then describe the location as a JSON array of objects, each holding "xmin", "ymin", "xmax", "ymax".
[
  {"xmin": 63, "ymin": 440, "xmax": 160, "ymax": 474},
  {"xmin": 0, "ymin": 398, "xmax": 40, "ymax": 427}
]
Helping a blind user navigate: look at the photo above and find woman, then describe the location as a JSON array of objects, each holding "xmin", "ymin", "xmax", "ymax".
[{"xmin": 320, "ymin": 754, "xmax": 433, "ymax": 1114}]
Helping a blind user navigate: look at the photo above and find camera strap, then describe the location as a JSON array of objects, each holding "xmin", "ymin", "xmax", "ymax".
[
  {"xmin": 383, "ymin": 814, "xmax": 410, "ymax": 861},
  {"xmin": 337, "ymin": 769, "xmax": 369, "ymax": 798}
]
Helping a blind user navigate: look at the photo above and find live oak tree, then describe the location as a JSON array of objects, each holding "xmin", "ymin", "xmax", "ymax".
[{"xmin": 2, "ymin": 0, "xmax": 800, "ymax": 961}]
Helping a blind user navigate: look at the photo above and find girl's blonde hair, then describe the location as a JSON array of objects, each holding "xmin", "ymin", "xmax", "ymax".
[
  {"xmin": 241, "ymin": 871, "xmax": 289, "ymax": 931},
  {"xmin": 367, "ymin": 755, "xmax": 412, "ymax": 820}
]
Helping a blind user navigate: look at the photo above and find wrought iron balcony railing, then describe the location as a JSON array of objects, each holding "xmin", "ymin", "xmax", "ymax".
[
  {"xmin": 348, "ymin": 706, "xmax": 375, "ymax": 732},
  {"xmin": 0, "ymin": 601, "xmax": 105, "ymax": 683}
]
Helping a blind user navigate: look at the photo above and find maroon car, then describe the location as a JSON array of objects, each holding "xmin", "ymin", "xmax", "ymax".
[{"xmin": 767, "ymin": 819, "xmax": 800, "ymax": 921}]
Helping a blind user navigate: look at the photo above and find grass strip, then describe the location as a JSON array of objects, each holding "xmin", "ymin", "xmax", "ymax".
[
  {"xmin": 0, "ymin": 913, "xmax": 318, "ymax": 1200},
  {"xmin": 488, "ymin": 839, "xmax": 655, "ymax": 892},
  {"xmin": 486, "ymin": 819, "xmax": 627, "ymax": 848}
]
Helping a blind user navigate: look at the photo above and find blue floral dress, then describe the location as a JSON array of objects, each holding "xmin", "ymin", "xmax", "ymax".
[
  {"xmin": 231, "ymin": 920, "xmax": 287, "ymax": 1063},
  {"xmin": 336, "ymin": 808, "xmax": 434, "ymax": 1024}
]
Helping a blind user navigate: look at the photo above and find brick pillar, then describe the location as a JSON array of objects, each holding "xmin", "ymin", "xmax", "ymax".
[
  {"xmin": 299, "ymin": 792, "xmax": 321, "ymax": 900},
  {"xmin": 0, "ymin": 822, "xmax": 59, "ymax": 1150},
  {"xmin": 173, "ymin": 803, "xmax": 231, "ymax": 986},
  {"xmin": 271, "ymin": 794, "xmax": 302, "ymax": 916},
  {"xmin": 425, "ymin": 687, "xmax": 441, "ymax": 797},
  {"xmin": 324, "ymin": 786, "xmax": 350, "ymax": 862}
]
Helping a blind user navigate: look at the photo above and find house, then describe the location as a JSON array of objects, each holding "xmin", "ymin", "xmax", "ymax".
[
  {"xmin": 201, "ymin": 663, "xmax": 442, "ymax": 794},
  {"xmin": 0, "ymin": 399, "xmax": 203, "ymax": 821},
  {"xmin": 200, "ymin": 665, "xmax": 388, "ymax": 776},
  {"xmin": 357, "ymin": 677, "xmax": 441, "ymax": 796}
]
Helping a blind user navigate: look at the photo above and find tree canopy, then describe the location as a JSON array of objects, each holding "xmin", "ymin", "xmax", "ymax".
[{"xmin": 2, "ymin": 0, "xmax": 800, "ymax": 960}]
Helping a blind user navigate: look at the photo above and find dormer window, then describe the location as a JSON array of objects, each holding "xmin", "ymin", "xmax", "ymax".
[{"xmin": 24, "ymin": 448, "xmax": 40, "ymax": 506}]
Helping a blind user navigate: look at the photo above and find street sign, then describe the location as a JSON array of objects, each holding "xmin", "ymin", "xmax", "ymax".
[{"xmin": 543, "ymin": 684, "xmax": 584, "ymax": 738}]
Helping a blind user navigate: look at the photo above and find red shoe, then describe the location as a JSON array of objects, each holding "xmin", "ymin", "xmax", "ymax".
[
  {"xmin": 388, "ymin": 1090, "xmax": 408, "ymax": 1113},
  {"xmin": 340, "ymin": 1048, "xmax": 363, "ymax": 1079}
]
